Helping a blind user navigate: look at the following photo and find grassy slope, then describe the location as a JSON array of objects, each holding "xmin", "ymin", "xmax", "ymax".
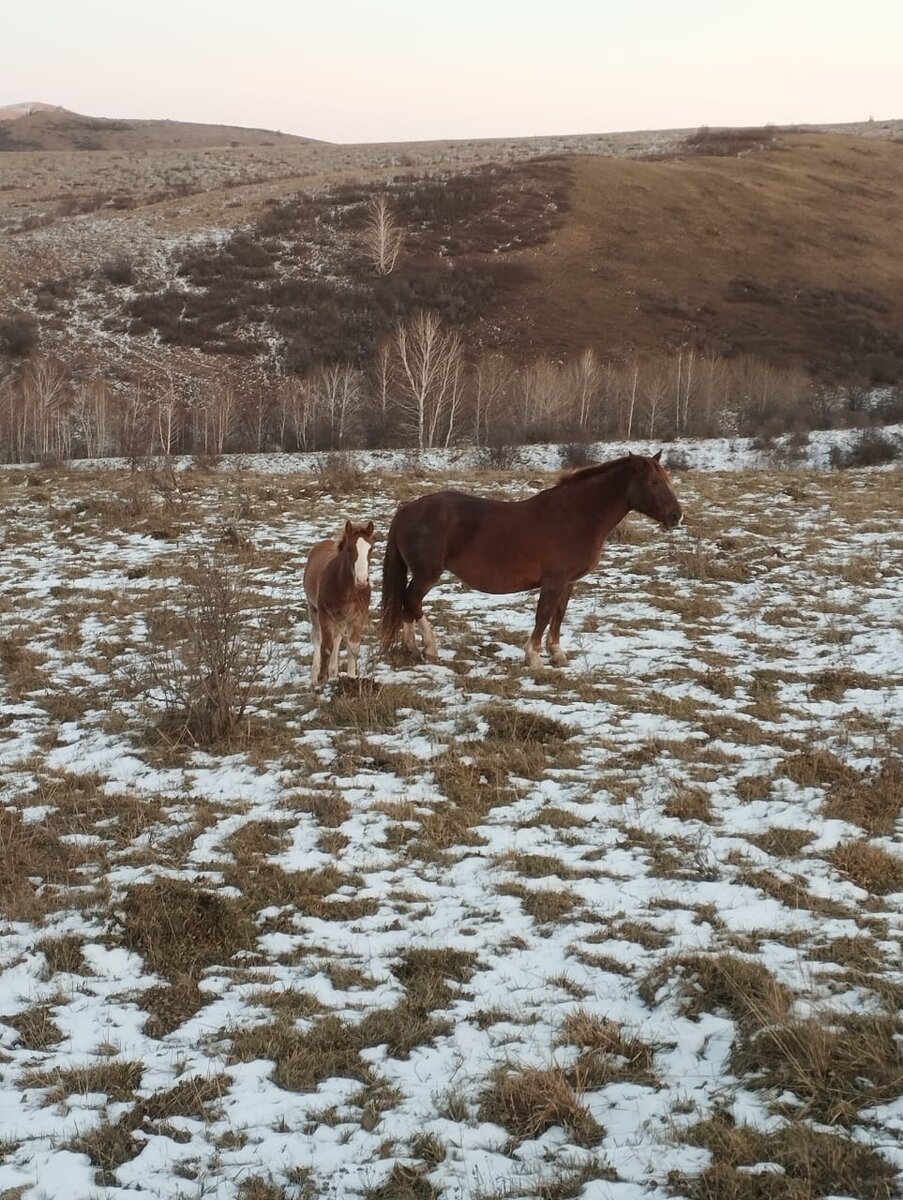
[
  {"xmin": 518, "ymin": 134, "xmax": 903, "ymax": 376},
  {"xmin": 2, "ymin": 127, "xmax": 903, "ymax": 385}
]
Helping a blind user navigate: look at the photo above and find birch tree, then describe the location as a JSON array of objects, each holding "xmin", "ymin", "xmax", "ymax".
[
  {"xmin": 392, "ymin": 313, "xmax": 463, "ymax": 450},
  {"xmin": 364, "ymin": 195, "xmax": 404, "ymax": 276}
]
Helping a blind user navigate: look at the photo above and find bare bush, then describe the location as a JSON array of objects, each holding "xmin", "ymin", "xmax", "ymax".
[
  {"xmin": 143, "ymin": 553, "xmax": 281, "ymax": 748},
  {"xmin": 830, "ymin": 429, "xmax": 901, "ymax": 468}
]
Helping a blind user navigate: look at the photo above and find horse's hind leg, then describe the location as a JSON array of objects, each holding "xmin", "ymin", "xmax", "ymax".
[
  {"xmin": 546, "ymin": 584, "xmax": 573, "ymax": 667},
  {"xmin": 403, "ymin": 572, "xmax": 440, "ymax": 659},
  {"xmin": 526, "ymin": 582, "xmax": 564, "ymax": 670}
]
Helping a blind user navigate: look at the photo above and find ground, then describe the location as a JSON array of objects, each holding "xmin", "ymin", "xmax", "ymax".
[{"xmin": 1, "ymin": 451, "xmax": 902, "ymax": 1200}]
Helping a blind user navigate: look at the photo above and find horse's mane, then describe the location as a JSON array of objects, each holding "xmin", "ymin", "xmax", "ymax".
[{"xmin": 551, "ymin": 455, "xmax": 633, "ymax": 489}]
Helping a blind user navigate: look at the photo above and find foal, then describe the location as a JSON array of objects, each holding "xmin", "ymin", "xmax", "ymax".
[{"xmin": 304, "ymin": 520, "xmax": 375, "ymax": 686}]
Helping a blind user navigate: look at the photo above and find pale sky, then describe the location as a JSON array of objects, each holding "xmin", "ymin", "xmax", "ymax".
[{"xmin": 3, "ymin": 0, "xmax": 901, "ymax": 143}]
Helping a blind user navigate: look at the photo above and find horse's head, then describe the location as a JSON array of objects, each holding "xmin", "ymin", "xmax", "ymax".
[
  {"xmin": 625, "ymin": 451, "xmax": 683, "ymax": 529},
  {"xmin": 339, "ymin": 519, "xmax": 376, "ymax": 588}
]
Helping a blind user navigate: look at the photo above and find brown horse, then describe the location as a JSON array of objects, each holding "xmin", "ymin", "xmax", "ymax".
[
  {"xmin": 380, "ymin": 452, "xmax": 682, "ymax": 668},
  {"xmin": 304, "ymin": 520, "xmax": 375, "ymax": 686}
]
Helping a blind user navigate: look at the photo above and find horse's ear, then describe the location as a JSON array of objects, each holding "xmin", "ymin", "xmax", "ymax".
[
  {"xmin": 652, "ymin": 450, "xmax": 662, "ymax": 462},
  {"xmin": 365, "ymin": 521, "xmax": 374, "ymax": 537},
  {"xmin": 344, "ymin": 519, "xmax": 353, "ymax": 536}
]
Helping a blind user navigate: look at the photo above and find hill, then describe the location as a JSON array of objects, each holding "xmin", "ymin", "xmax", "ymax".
[
  {"xmin": 0, "ymin": 105, "xmax": 316, "ymax": 151},
  {"xmin": 1, "ymin": 116, "xmax": 903, "ymax": 447}
]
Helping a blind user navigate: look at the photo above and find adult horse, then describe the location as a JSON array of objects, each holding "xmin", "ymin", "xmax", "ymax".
[
  {"xmin": 380, "ymin": 452, "xmax": 682, "ymax": 668},
  {"xmin": 304, "ymin": 520, "xmax": 375, "ymax": 686}
]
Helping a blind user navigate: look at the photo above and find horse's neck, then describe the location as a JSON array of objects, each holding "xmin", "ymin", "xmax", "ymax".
[{"xmin": 572, "ymin": 464, "xmax": 632, "ymax": 533}]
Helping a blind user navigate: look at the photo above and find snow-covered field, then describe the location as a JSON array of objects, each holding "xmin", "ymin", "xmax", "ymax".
[{"xmin": 1, "ymin": 453, "xmax": 902, "ymax": 1200}]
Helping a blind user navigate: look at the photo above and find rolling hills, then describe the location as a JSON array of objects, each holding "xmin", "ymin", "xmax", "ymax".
[{"xmin": 1, "ymin": 109, "xmax": 902, "ymax": 404}]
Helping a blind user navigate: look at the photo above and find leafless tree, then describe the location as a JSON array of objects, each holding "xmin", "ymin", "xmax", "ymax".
[
  {"xmin": 572, "ymin": 348, "xmax": 602, "ymax": 432},
  {"xmin": 70, "ymin": 378, "xmax": 111, "ymax": 459},
  {"xmin": 309, "ymin": 362, "xmax": 363, "ymax": 447},
  {"xmin": 364, "ymin": 194, "xmax": 404, "ymax": 276},
  {"xmin": 470, "ymin": 353, "xmax": 514, "ymax": 445},
  {"xmin": 392, "ymin": 312, "xmax": 463, "ymax": 450}
]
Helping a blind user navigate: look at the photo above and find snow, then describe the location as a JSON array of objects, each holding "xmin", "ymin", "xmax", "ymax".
[{"xmin": 0, "ymin": 442, "xmax": 902, "ymax": 1198}]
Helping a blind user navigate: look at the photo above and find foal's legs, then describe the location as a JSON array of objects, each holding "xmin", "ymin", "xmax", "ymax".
[
  {"xmin": 526, "ymin": 581, "xmax": 566, "ymax": 669},
  {"xmin": 326, "ymin": 628, "xmax": 341, "ymax": 680},
  {"xmin": 308, "ymin": 604, "xmax": 323, "ymax": 687},
  {"xmin": 346, "ymin": 617, "xmax": 363, "ymax": 679},
  {"xmin": 545, "ymin": 584, "xmax": 573, "ymax": 667}
]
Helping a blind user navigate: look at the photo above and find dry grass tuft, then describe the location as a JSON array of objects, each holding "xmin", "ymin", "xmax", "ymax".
[
  {"xmin": 745, "ymin": 827, "xmax": 814, "ymax": 857},
  {"xmin": 230, "ymin": 1014, "xmax": 374, "ymax": 1091},
  {"xmin": 675, "ymin": 1111, "xmax": 897, "ymax": 1199},
  {"xmin": 640, "ymin": 953, "xmax": 792, "ymax": 1031},
  {"xmin": 732, "ymin": 1013, "xmax": 903, "ymax": 1125},
  {"xmin": 559, "ymin": 1010, "xmax": 657, "ymax": 1087},
  {"xmin": 829, "ymin": 840, "xmax": 903, "ymax": 895},
  {"xmin": 498, "ymin": 883, "xmax": 578, "ymax": 925},
  {"xmin": 824, "ymin": 757, "xmax": 902, "ymax": 836},
  {"xmin": 7, "ymin": 1003, "xmax": 63, "ymax": 1050},
  {"xmin": 663, "ymin": 786, "xmax": 714, "ymax": 822},
  {"xmin": 810, "ymin": 666, "xmax": 880, "ymax": 701},
  {"xmin": 68, "ymin": 1119, "xmax": 142, "ymax": 1187},
  {"xmin": 363, "ymin": 1162, "xmax": 438, "ymax": 1200},
  {"xmin": 318, "ymin": 679, "xmax": 435, "ymax": 732},
  {"xmin": 478, "ymin": 1065, "xmax": 603, "ymax": 1148},
  {"xmin": 122, "ymin": 878, "xmax": 255, "ymax": 978},
  {"xmin": 37, "ymin": 933, "xmax": 90, "ymax": 976},
  {"xmin": 779, "ymin": 748, "xmax": 857, "ymax": 789},
  {"xmin": 23, "ymin": 1060, "xmax": 144, "ymax": 1102}
]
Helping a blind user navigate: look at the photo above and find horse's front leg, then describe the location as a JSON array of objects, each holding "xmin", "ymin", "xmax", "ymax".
[
  {"xmin": 545, "ymin": 584, "xmax": 573, "ymax": 667},
  {"xmin": 526, "ymin": 582, "xmax": 564, "ymax": 670}
]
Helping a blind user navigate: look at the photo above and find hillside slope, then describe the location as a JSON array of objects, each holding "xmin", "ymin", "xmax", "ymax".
[
  {"xmin": 0, "ymin": 107, "xmax": 316, "ymax": 151},
  {"xmin": 517, "ymin": 134, "xmax": 903, "ymax": 381},
  {"xmin": 1, "ymin": 127, "xmax": 903, "ymax": 391}
]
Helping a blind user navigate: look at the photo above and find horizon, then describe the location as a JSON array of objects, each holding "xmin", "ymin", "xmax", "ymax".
[
  {"xmin": 2, "ymin": 0, "xmax": 902, "ymax": 144},
  {"xmin": 3, "ymin": 98, "xmax": 902, "ymax": 147}
]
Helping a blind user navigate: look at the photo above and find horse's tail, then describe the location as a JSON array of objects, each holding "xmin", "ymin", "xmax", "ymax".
[{"xmin": 379, "ymin": 510, "xmax": 408, "ymax": 654}]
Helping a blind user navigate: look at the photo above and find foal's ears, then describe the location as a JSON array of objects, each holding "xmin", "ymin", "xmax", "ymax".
[
  {"xmin": 652, "ymin": 449, "xmax": 662, "ymax": 462},
  {"xmin": 364, "ymin": 520, "xmax": 374, "ymax": 538},
  {"xmin": 344, "ymin": 519, "xmax": 354, "ymax": 536}
]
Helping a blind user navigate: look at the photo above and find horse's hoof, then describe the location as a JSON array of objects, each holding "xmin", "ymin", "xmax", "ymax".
[{"xmin": 548, "ymin": 649, "xmax": 568, "ymax": 667}]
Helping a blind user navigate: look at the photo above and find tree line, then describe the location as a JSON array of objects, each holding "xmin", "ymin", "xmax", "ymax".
[{"xmin": 0, "ymin": 314, "xmax": 891, "ymax": 465}]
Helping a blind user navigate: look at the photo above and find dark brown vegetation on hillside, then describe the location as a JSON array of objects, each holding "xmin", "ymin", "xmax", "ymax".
[{"xmin": 123, "ymin": 159, "xmax": 569, "ymax": 371}]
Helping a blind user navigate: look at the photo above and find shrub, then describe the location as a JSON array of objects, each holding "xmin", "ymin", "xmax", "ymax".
[
  {"xmin": 0, "ymin": 317, "xmax": 39, "ymax": 357},
  {"xmin": 830, "ymin": 429, "xmax": 900, "ymax": 468},
  {"xmin": 144, "ymin": 552, "xmax": 280, "ymax": 747}
]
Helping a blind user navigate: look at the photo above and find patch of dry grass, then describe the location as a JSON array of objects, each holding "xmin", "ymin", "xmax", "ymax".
[
  {"xmin": 732, "ymin": 1012, "xmax": 903, "ymax": 1125},
  {"xmin": 640, "ymin": 953, "xmax": 792, "ymax": 1031},
  {"xmin": 824, "ymin": 757, "xmax": 902, "ymax": 836},
  {"xmin": 674, "ymin": 1111, "xmax": 897, "ymax": 1199},
  {"xmin": 478, "ymin": 1065, "xmax": 603, "ymax": 1148},
  {"xmin": 559, "ymin": 1010, "xmax": 657, "ymax": 1087},
  {"xmin": 829, "ymin": 840, "xmax": 903, "ymax": 895}
]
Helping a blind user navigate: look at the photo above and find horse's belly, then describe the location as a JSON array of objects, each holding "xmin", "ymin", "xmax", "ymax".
[{"xmin": 447, "ymin": 553, "xmax": 540, "ymax": 594}]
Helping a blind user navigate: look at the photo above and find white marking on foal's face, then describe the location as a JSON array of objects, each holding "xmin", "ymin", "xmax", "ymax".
[{"xmin": 353, "ymin": 536, "xmax": 371, "ymax": 587}]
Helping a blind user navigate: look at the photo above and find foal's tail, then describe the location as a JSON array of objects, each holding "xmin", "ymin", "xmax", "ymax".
[{"xmin": 379, "ymin": 511, "xmax": 408, "ymax": 654}]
